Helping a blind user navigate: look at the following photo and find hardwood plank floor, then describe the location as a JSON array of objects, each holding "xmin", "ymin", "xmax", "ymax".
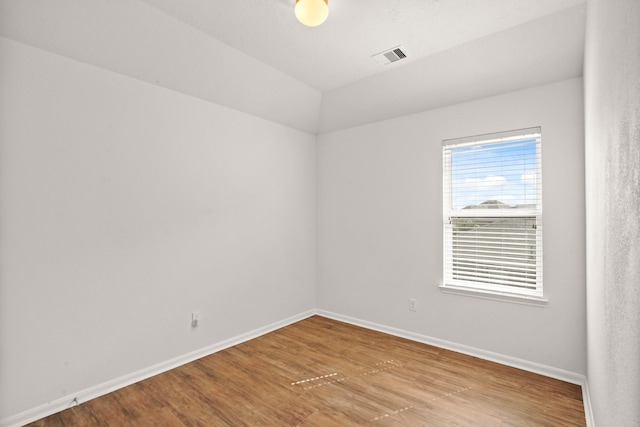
[{"xmin": 27, "ymin": 316, "xmax": 585, "ymax": 426}]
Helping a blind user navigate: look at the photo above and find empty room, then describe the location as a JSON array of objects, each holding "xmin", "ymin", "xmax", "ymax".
[{"xmin": 0, "ymin": 0, "xmax": 638, "ymax": 426}]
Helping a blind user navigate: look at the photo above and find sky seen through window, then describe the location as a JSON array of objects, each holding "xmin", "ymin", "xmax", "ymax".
[{"xmin": 450, "ymin": 138, "xmax": 539, "ymax": 210}]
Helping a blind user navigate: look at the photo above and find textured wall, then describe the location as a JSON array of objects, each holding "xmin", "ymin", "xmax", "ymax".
[{"xmin": 584, "ymin": 0, "xmax": 640, "ymax": 425}]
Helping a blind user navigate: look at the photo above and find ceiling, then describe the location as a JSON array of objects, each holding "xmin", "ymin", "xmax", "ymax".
[
  {"xmin": 0, "ymin": 0, "xmax": 587, "ymax": 133},
  {"xmin": 141, "ymin": 0, "xmax": 586, "ymax": 92}
]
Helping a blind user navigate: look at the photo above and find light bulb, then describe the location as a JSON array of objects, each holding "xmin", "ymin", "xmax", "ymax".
[{"xmin": 295, "ymin": 0, "xmax": 329, "ymax": 27}]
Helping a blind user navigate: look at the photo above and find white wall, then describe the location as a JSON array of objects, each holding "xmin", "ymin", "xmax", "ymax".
[
  {"xmin": 317, "ymin": 78, "xmax": 586, "ymax": 375},
  {"xmin": 0, "ymin": 37, "xmax": 316, "ymax": 421},
  {"xmin": 584, "ymin": 0, "xmax": 640, "ymax": 424}
]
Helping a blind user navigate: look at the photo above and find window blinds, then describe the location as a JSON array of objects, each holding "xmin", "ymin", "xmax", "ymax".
[{"xmin": 443, "ymin": 128, "xmax": 542, "ymax": 297}]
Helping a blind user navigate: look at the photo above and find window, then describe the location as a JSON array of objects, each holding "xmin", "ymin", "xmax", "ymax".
[{"xmin": 442, "ymin": 127, "xmax": 543, "ymax": 299}]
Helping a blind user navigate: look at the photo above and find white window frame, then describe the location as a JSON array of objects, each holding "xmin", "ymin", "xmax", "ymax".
[{"xmin": 441, "ymin": 127, "xmax": 544, "ymax": 302}]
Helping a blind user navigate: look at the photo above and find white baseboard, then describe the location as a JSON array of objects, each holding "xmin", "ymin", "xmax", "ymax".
[
  {"xmin": 582, "ymin": 379, "xmax": 595, "ymax": 427},
  {"xmin": 316, "ymin": 310, "xmax": 594, "ymax": 426},
  {"xmin": 0, "ymin": 309, "xmax": 316, "ymax": 427}
]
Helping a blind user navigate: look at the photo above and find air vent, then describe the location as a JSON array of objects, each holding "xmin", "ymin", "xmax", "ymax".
[{"xmin": 372, "ymin": 46, "xmax": 408, "ymax": 65}]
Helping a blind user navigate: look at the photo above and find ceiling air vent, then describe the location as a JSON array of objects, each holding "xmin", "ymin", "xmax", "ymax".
[{"xmin": 372, "ymin": 46, "xmax": 408, "ymax": 65}]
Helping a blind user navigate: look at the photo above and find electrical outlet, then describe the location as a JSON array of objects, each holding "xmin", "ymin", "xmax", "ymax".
[
  {"xmin": 409, "ymin": 298, "xmax": 417, "ymax": 312},
  {"xmin": 191, "ymin": 311, "xmax": 200, "ymax": 328}
]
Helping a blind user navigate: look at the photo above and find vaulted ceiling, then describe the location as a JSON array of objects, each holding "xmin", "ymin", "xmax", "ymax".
[
  {"xmin": 142, "ymin": 0, "xmax": 586, "ymax": 92},
  {"xmin": 0, "ymin": 0, "xmax": 586, "ymax": 134}
]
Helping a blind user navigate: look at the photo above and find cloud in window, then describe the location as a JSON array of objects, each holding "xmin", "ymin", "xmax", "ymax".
[
  {"xmin": 463, "ymin": 175, "xmax": 506, "ymax": 190},
  {"xmin": 521, "ymin": 173, "xmax": 537, "ymax": 185}
]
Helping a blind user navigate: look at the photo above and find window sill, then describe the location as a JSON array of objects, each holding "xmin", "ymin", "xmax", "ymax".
[{"xmin": 439, "ymin": 284, "xmax": 548, "ymax": 307}]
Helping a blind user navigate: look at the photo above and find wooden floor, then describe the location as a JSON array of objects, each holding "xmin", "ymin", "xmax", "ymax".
[{"xmin": 28, "ymin": 316, "xmax": 585, "ymax": 426}]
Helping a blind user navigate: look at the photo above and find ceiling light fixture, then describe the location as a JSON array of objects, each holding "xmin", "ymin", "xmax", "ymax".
[{"xmin": 295, "ymin": 0, "xmax": 329, "ymax": 27}]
